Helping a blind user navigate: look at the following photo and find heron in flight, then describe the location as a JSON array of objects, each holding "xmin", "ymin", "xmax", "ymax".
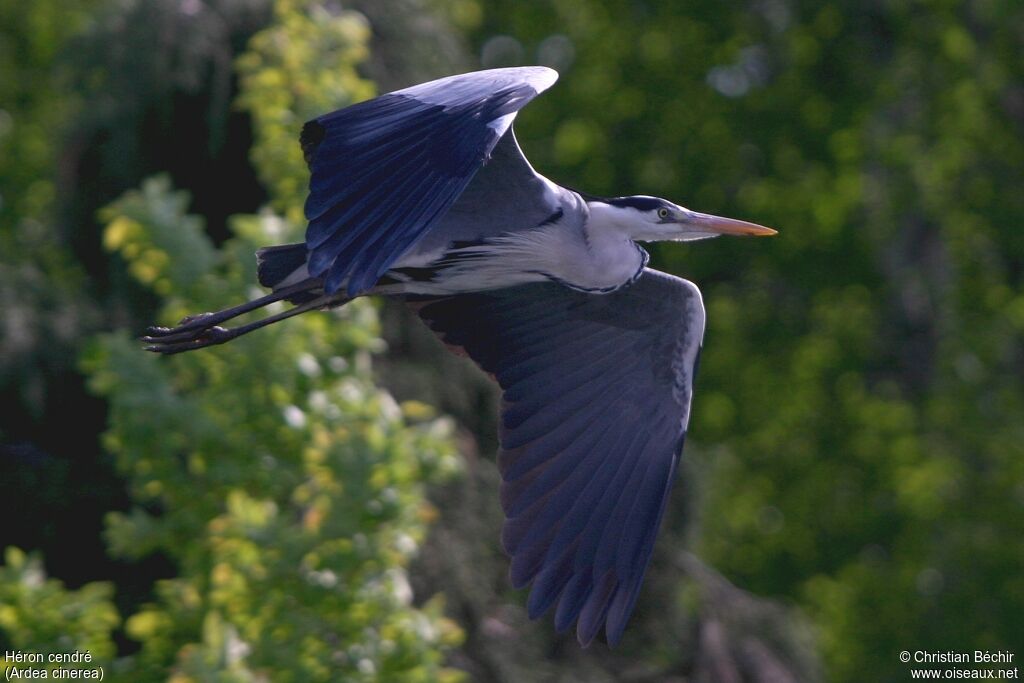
[{"xmin": 144, "ymin": 67, "xmax": 776, "ymax": 646}]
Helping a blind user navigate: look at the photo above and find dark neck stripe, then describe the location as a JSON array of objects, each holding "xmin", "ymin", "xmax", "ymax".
[
  {"xmin": 603, "ymin": 196, "xmax": 665, "ymax": 212},
  {"xmin": 569, "ymin": 188, "xmax": 666, "ymax": 213}
]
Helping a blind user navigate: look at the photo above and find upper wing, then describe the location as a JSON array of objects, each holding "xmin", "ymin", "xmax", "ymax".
[
  {"xmin": 301, "ymin": 66, "xmax": 559, "ymax": 296},
  {"xmin": 414, "ymin": 269, "xmax": 706, "ymax": 646}
]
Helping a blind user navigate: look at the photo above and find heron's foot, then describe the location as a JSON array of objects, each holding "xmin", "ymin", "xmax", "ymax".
[
  {"xmin": 141, "ymin": 291, "xmax": 333, "ymax": 355},
  {"xmin": 144, "ymin": 311, "xmax": 220, "ymax": 340},
  {"xmin": 142, "ymin": 325, "xmax": 237, "ymax": 355},
  {"xmin": 142, "ymin": 322, "xmax": 218, "ymax": 344}
]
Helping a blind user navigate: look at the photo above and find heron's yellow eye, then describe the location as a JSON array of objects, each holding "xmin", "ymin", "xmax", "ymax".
[{"xmin": 657, "ymin": 208, "xmax": 670, "ymax": 219}]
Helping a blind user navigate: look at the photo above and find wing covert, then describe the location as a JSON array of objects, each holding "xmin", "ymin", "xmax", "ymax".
[
  {"xmin": 413, "ymin": 269, "xmax": 705, "ymax": 646},
  {"xmin": 408, "ymin": 126, "xmax": 566, "ymax": 256},
  {"xmin": 301, "ymin": 66, "xmax": 558, "ymax": 296}
]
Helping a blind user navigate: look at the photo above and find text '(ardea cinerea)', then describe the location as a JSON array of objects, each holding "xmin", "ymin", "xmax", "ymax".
[{"xmin": 143, "ymin": 67, "xmax": 776, "ymax": 647}]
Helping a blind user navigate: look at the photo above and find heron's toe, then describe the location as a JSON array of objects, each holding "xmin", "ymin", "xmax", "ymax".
[
  {"xmin": 179, "ymin": 311, "xmax": 214, "ymax": 325},
  {"xmin": 142, "ymin": 325, "xmax": 235, "ymax": 354}
]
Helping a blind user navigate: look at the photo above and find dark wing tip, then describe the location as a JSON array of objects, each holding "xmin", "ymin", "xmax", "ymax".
[{"xmin": 300, "ymin": 120, "xmax": 326, "ymax": 166}]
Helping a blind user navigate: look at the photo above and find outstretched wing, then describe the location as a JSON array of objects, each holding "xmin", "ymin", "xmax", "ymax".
[
  {"xmin": 302, "ymin": 66, "xmax": 559, "ymax": 296},
  {"xmin": 414, "ymin": 269, "xmax": 705, "ymax": 646}
]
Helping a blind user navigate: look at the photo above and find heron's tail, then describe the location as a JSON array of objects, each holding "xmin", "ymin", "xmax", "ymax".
[{"xmin": 256, "ymin": 242, "xmax": 308, "ymax": 290}]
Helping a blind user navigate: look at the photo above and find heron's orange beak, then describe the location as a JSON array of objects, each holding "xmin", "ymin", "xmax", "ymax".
[{"xmin": 689, "ymin": 211, "xmax": 777, "ymax": 237}]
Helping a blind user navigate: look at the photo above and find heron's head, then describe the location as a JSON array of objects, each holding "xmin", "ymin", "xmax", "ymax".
[{"xmin": 589, "ymin": 195, "xmax": 776, "ymax": 243}]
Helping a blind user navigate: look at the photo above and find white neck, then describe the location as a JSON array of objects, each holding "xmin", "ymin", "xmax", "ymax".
[
  {"xmin": 561, "ymin": 202, "xmax": 647, "ymax": 290},
  {"xmin": 586, "ymin": 202, "xmax": 647, "ymax": 241}
]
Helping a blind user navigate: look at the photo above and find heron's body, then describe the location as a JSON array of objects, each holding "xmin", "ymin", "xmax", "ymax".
[
  {"xmin": 144, "ymin": 66, "xmax": 775, "ymax": 647},
  {"xmin": 272, "ymin": 184, "xmax": 649, "ymax": 296},
  {"xmin": 389, "ymin": 191, "xmax": 647, "ymax": 295}
]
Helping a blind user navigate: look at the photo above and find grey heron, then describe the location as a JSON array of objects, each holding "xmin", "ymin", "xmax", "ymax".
[{"xmin": 143, "ymin": 66, "xmax": 776, "ymax": 646}]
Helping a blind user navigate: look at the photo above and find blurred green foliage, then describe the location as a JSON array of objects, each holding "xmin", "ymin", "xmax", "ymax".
[
  {"xmin": 0, "ymin": 0, "xmax": 97, "ymax": 232},
  {"xmin": 3, "ymin": 1, "xmax": 463, "ymax": 680},
  {"xmin": 0, "ymin": 547, "xmax": 119, "ymax": 674},
  {"xmin": 0, "ymin": 0, "xmax": 101, "ymax": 415},
  {"xmin": 2, "ymin": 0, "xmax": 1022, "ymax": 680},
  {"xmin": 84, "ymin": 174, "xmax": 462, "ymax": 681}
]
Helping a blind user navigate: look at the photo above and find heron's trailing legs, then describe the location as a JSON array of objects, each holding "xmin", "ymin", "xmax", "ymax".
[
  {"xmin": 142, "ymin": 279, "xmax": 343, "ymax": 354},
  {"xmin": 144, "ymin": 279, "xmax": 319, "ymax": 339}
]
